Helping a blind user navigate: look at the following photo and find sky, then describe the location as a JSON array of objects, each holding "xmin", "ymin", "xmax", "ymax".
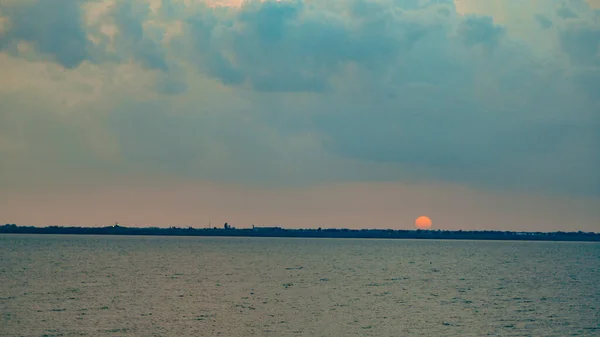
[{"xmin": 0, "ymin": 0, "xmax": 599, "ymax": 231}]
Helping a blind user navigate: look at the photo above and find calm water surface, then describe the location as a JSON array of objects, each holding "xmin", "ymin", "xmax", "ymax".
[{"xmin": 1, "ymin": 235, "xmax": 599, "ymax": 336}]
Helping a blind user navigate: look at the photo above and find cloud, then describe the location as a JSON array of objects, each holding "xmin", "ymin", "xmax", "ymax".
[
  {"xmin": 535, "ymin": 14, "xmax": 553, "ymax": 29},
  {"xmin": 0, "ymin": 0, "xmax": 90, "ymax": 68},
  {"xmin": 111, "ymin": 0, "xmax": 170, "ymax": 71},
  {"xmin": 0, "ymin": 0, "xmax": 599, "ymax": 198},
  {"xmin": 457, "ymin": 15, "xmax": 505, "ymax": 47},
  {"xmin": 556, "ymin": 4, "xmax": 579, "ymax": 19},
  {"xmin": 559, "ymin": 18, "xmax": 600, "ymax": 66},
  {"xmin": 0, "ymin": 0, "xmax": 169, "ymax": 70},
  {"xmin": 185, "ymin": 0, "xmax": 346, "ymax": 92},
  {"xmin": 180, "ymin": 0, "xmax": 460, "ymax": 92}
]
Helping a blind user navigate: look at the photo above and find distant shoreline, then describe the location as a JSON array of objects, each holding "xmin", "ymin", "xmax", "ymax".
[{"xmin": 1, "ymin": 224, "xmax": 599, "ymax": 242}]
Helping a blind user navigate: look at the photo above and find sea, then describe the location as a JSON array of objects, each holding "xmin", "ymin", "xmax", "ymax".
[{"xmin": 1, "ymin": 234, "xmax": 599, "ymax": 336}]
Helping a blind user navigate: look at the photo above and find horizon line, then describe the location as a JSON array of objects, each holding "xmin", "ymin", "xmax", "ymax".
[{"xmin": 2, "ymin": 223, "xmax": 599, "ymax": 235}]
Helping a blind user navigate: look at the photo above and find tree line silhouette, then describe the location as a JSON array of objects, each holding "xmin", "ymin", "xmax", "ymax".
[{"xmin": 1, "ymin": 223, "xmax": 599, "ymax": 242}]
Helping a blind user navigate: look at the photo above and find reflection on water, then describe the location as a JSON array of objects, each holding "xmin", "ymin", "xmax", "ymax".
[{"xmin": 1, "ymin": 235, "xmax": 599, "ymax": 336}]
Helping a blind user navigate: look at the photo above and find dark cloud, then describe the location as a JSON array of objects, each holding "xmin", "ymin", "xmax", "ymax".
[
  {"xmin": 457, "ymin": 15, "xmax": 505, "ymax": 48},
  {"xmin": 112, "ymin": 1, "xmax": 169, "ymax": 71},
  {"xmin": 0, "ymin": 0, "xmax": 168, "ymax": 71},
  {"xmin": 180, "ymin": 0, "xmax": 459, "ymax": 92},
  {"xmin": 556, "ymin": 4, "xmax": 579, "ymax": 19},
  {"xmin": 559, "ymin": 20, "xmax": 600, "ymax": 66},
  {"xmin": 0, "ymin": 0, "xmax": 599, "ymax": 197},
  {"xmin": 557, "ymin": 9, "xmax": 600, "ymax": 103},
  {"xmin": 535, "ymin": 14, "xmax": 553, "ymax": 29},
  {"xmin": 0, "ymin": 0, "xmax": 89, "ymax": 68},
  {"xmin": 311, "ymin": 86, "xmax": 599, "ymax": 195},
  {"xmin": 185, "ymin": 0, "xmax": 350, "ymax": 92}
]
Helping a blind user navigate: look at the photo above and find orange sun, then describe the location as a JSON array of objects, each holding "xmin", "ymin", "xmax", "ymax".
[{"xmin": 415, "ymin": 216, "xmax": 432, "ymax": 230}]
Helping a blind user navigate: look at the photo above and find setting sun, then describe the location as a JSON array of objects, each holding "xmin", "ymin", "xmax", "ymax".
[{"xmin": 415, "ymin": 216, "xmax": 433, "ymax": 230}]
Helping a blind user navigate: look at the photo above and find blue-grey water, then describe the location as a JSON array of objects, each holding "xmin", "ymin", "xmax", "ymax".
[{"xmin": 0, "ymin": 234, "xmax": 599, "ymax": 336}]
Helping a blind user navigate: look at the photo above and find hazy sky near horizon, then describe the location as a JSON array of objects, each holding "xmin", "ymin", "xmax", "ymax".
[{"xmin": 0, "ymin": 0, "xmax": 599, "ymax": 231}]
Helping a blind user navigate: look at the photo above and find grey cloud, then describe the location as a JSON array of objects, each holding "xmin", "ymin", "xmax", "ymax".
[
  {"xmin": 182, "ymin": 0, "xmax": 457, "ymax": 92},
  {"xmin": 0, "ymin": 0, "xmax": 89, "ymax": 68},
  {"xmin": 106, "ymin": 98, "xmax": 315, "ymax": 185},
  {"xmin": 185, "ymin": 0, "xmax": 348, "ymax": 92},
  {"xmin": 556, "ymin": 4, "xmax": 579, "ymax": 19},
  {"xmin": 535, "ymin": 14, "xmax": 553, "ymax": 29},
  {"xmin": 1, "ymin": 0, "xmax": 599, "ymax": 197},
  {"xmin": 559, "ymin": 20, "xmax": 600, "ymax": 66},
  {"xmin": 238, "ymin": 0, "xmax": 303, "ymax": 42},
  {"xmin": 457, "ymin": 15, "xmax": 505, "ymax": 48},
  {"xmin": 0, "ymin": 0, "xmax": 168, "ymax": 71},
  {"xmin": 155, "ymin": 70, "xmax": 188, "ymax": 95},
  {"xmin": 109, "ymin": 102, "xmax": 206, "ymax": 171},
  {"xmin": 556, "ymin": 9, "xmax": 600, "ymax": 102},
  {"xmin": 0, "ymin": 92, "xmax": 120, "ymax": 190},
  {"xmin": 310, "ymin": 84, "xmax": 599, "ymax": 195},
  {"xmin": 206, "ymin": 1, "xmax": 595, "ymax": 195},
  {"xmin": 112, "ymin": 1, "xmax": 169, "ymax": 71}
]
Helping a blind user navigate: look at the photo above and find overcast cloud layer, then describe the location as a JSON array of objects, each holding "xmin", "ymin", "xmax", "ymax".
[{"xmin": 0, "ymin": 0, "xmax": 599, "ymax": 200}]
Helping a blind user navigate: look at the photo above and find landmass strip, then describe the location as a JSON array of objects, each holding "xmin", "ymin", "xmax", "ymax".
[{"xmin": 1, "ymin": 224, "xmax": 599, "ymax": 242}]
